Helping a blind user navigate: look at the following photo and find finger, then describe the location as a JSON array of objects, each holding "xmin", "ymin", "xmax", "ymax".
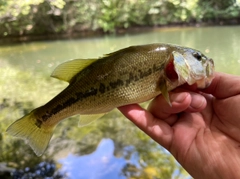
[
  {"xmin": 148, "ymin": 92, "xmax": 191, "ymax": 118},
  {"xmin": 118, "ymin": 104, "xmax": 153, "ymax": 128},
  {"xmin": 118, "ymin": 104, "xmax": 173, "ymax": 148},
  {"xmin": 147, "ymin": 92, "xmax": 190, "ymax": 125},
  {"xmin": 184, "ymin": 92, "xmax": 207, "ymax": 113},
  {"xmin": 148, "ymin": 91, "xmax": 207, "ymax": 121},
  {"xmin": 201, "ymin": 72, "xmax": 240, "ymax": 98}
]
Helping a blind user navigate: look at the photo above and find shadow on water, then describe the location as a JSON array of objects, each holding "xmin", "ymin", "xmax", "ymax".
[{"xmin": 0, "ymin": 26, "xmax": 240, "ymax": 179}]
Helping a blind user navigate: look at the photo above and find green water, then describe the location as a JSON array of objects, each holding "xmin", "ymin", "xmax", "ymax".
[{"xmin": 0, "ymin": 26, "xmax": 239, "ymax": 179}]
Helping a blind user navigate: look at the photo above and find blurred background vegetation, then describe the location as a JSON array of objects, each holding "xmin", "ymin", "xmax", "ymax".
[
  {"xmin": 0, "ymin": 0, "xmax": 240, "ymax": 178},
  {"xmin": 0, "ymin": 0, "xmax": 240, "ymax": 40}
]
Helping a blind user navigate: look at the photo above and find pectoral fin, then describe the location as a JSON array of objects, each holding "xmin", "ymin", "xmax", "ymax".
[
  {"xmin": 78, "ymin": 113, "xmax": 105, "ymax": 127},
  {"xmin": 159, "ymin": 79, "xmax": 171, "ymax": 106},
  {"xmin": 51, "ymin": 59, "xmax": 97, "ymax": 83},
  {"xmin": 172, "ymin": 51, "xmax": 194, "ymax": 85}
]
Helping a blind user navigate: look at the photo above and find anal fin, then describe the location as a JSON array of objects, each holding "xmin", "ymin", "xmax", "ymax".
[{"xmin": 78, "ymin": 113, "xmax": 105, "ymax": 127}]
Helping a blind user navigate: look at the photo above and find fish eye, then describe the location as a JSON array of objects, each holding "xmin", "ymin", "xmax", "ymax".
[{"xmin": 193, "ymin": 52, "xmax": 202, "ymax": 61}]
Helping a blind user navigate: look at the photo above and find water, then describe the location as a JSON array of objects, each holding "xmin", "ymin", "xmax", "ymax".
[{"xmin": 0, "ymin": 26, "xmax": 240, "ymax": 179}]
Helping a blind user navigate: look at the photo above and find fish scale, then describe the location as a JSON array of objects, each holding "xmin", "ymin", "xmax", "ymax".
[{"xmin": 6, "ymin": 43, "xmax": 214, "ymax": 156}]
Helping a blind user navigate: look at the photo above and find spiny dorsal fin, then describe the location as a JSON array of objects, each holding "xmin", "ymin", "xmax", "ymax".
[
  {"xmin": 51, "ymin": 59, "xmax": 97, "ymax": 83},
  {"xmin": 78, "ymin": 113, "xmax": 105, "ymax": 127},
  {"xmin": 103, "ymin": 46, "xmax": 138, "ymax": 57}
]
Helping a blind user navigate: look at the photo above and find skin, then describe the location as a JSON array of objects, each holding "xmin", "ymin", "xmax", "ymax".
[{"xmin": 118, "ymin": 72, "xmax": 240, "ymax": 179}]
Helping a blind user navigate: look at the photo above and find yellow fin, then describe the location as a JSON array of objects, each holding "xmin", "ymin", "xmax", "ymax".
[
  {"xmin": 6, "ymin": 111, "xmax": 55, "ymax": 156},
  {"xmin": 51, "ymin": 59, "xmax": 97, "ymax": 83},
  {"xmin": 159, "ymin": 79, "xmax": 172, "ymax": 106},
  {"xmin": 78, "ymin": 113, "xmax": 105, "ymax": 127}
]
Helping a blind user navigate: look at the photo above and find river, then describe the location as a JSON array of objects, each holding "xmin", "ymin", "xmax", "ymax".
[{"xmin": 0, "ymin": 26, "xmax": 239, "ymax": 179}]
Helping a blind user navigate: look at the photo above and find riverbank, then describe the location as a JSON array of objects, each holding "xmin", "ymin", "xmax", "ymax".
[
  {"xmin": 1, "ymin": 0, "xmax": 240, "ymax": 45},
  {"xmin": 1, "ymin": 20, "xmax": 240, "ymax": 45}
]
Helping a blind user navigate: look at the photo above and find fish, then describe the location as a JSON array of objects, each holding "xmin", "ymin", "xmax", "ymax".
[{"xmin": 6, "ymin": 43, "xmax": 214, "ymax": 156}]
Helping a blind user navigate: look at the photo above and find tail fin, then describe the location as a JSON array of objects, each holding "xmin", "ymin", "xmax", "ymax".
[{"xmin": 6, "ymin": 111, "xmax": 54, "ymax": 156}]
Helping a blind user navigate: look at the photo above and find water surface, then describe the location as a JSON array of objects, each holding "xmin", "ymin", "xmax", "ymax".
[{"xmin": 0, "ymin": 26, "xmax": 239, "ymax": 179}]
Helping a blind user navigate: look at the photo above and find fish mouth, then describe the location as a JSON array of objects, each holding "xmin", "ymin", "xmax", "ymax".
[
  {"xmin": 195, "ymin": 76, "xmax": 214, "ymax": 88},
  {"xmin": 195, "ymin": 58, "xmax": 214, "ymax": 89},
  {"xmin": 173, "ymin": 54, "xmax": 215, "ymax": 89}
]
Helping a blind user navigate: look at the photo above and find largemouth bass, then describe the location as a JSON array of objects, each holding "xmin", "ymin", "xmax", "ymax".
[{"xmin": 6, "ymin": 43, "xmax": 214, "ymax": 156}]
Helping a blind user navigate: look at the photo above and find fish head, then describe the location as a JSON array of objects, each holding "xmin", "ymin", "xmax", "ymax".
[{"xmin": 171, "ymin": 48, "xmax": 214, "ymax": 88}]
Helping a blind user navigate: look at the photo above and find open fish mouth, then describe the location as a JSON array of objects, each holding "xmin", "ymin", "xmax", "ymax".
[
  {"xmin": 195, "ymin": 58, "xmax": 214, "ymax": 88},
  {"xmin": 195, "ymin": 76, "xmax": 214, "ymax": 88},
  {"xmin": 172, "ymin": 50, "xmax": 215, "ymax": 89}
]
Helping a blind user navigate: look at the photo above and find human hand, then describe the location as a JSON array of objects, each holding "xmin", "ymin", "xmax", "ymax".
[{"xmin": 118, "ymin": 72, "xmax": 240, "ymax": 179}]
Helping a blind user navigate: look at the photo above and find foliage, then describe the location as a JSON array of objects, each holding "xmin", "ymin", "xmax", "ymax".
[
  {"xmin": 0, "ymin": 0, "xmax": 239, "ymax": 37},
  {"xmin": 196, "ymin": 0, "xmax": 240, "ymax": 21}
]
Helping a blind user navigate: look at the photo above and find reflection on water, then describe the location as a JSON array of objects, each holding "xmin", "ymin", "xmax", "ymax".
[
  {"xmin": 0, "ymin": 26, "xmax": 240, "ymax": 179},
  {"xmin": 11, "ymin": 161, "xmax": 65, "ymax": 179},
  {"xmin": 59, "ymin": 139, "xmax": 128, "ymax": 179},
  {"xmin": 59, "ymin": 138, "xmax": 186, "ymax": 179}
]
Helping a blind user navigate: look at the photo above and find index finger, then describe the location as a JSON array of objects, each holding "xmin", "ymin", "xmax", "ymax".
[{"xmin": 118, "ymin": 104, "xmax": 173, "ymax": 148}]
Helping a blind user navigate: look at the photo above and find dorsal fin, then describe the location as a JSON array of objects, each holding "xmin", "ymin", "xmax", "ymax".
[
  {"xmin": 51, "ymin": 59, "xmax": 97, "ymax": 83},
  {"xmin": 103, "ymin": 46, "xmax": 137, "ymax": 57}
]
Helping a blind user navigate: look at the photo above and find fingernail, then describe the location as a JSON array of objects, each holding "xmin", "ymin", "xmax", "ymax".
[{"xmin": 171, "ymin": 92, "xmax": 189, "ymax": 103}]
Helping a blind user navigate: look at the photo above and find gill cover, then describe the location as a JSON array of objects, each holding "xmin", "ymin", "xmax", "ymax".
[
  {"xmin": 160, "ymin": 51, "xmax": 190, "ymax": 106},
  {"xmin": 172, "ymin": 51, "xmax": 195, "ymax": 85}
]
